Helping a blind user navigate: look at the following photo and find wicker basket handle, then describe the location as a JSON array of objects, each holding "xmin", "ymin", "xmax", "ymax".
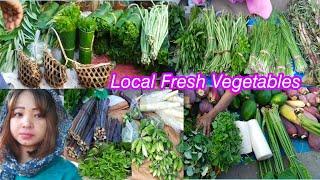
[{"xmin": 47, "ymin": 27, "xmax": 79, "ymax": 66}]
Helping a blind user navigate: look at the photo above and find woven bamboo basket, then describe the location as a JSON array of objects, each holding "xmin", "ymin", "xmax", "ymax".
[
  {"xmin": 18, "ymin": 51, "xmax": 42, "ymax": 88},
  {"xmin": 43, "ymin": 50, "xmax": 68, "ymax": 88}
]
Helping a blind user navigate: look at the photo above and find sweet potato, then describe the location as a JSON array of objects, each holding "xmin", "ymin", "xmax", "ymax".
[
  {"xmin": 286, "ymin": 90, "xmax": 299, "ymax": 100},
  {"xmin": 295, "ymin": 124, "xmax": 308, "ymax": 139},
  {"xmin": 308, "ymin": 87, "xmax": 320, "ymax": 94},
  {"xmin": 308, "ymin": 133, "xmax": 320, "ymax": 152},
  {"xmin": 298, "ymin": 87, "xmax": 309, "ymax": 95},
  {"xmin": 304, "ymin": 106, "xmax": 320, "ymax": 120},
  {"xmin": 306, "ymin": 93, "xmax": 320, "ymax": 106},
  {"xmin": 281, "ymin": 117, "xmax": 298, "ymax": 138}
]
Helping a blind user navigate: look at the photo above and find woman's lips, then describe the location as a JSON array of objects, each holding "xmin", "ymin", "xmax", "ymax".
[{"xmin": 19, "ymin": 133, "xmax": 34, "ymax": 139}]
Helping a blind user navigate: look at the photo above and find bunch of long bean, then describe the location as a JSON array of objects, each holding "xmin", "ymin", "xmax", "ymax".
[
  {"xmin": 139, "ymin": 3, "xmax": 168, "ymax": 65},
  {"xmin": 206, "ymin": 13, "xmax": 240, "ymax": 74}
]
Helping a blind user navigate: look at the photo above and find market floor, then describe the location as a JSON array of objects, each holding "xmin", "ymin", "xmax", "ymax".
[{"xmin": 219, "ymin": 152, "xmax": 320, "ymax": 178}]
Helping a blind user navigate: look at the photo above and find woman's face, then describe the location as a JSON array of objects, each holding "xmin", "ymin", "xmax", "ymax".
[{"xmin": 9, "ymin": 91, "xmax": 47, "ymax": 150}]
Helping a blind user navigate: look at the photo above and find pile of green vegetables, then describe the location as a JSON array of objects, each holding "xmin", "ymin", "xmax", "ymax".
[
  {"xmin": 287, "ymin": 0, "xmax": 320, "ymax": 85},
  {"xmin": 79, "ymin": 143, "xmax": 131, "ymax": 179},
  {"xmin": 132, "ymin": 119, "xmax": 183, "ymax": 180},
  {"xmin": 246, "ymin": 13, "xmax": 306, "ymax": 75},
  {"xmin": 179, "ymin": 110, "xmax": 242, "ymax": 178},
  {"xmin": 177, "ymin": 131, "xmax": 213, "ymax": 178},
  {"xmin": 173, "ymin": 7, "xmax": 310, "ymax": 76},
  {"xmin": 107, "ymin": 6, "xmax": 142, "ymax": 64},
  {"xmin": 168, "ymin": 3, "xmax": 185, "ymax": 60},
  {"xmin": 175, "ymin": 7, "xmax": 250, "ymax": 75}
]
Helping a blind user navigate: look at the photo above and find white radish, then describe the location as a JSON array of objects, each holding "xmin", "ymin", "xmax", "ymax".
[{"xmin": 140, "ymin": 102, "xmax": 181, "ymax": 111}]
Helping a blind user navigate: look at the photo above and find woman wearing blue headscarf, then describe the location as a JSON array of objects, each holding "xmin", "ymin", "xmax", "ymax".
[{"xmin": 0, "ymin": 90, "xmax": 81, "ymax": 180}]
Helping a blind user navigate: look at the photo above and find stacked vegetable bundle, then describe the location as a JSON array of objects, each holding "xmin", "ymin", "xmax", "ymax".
[
  {"xmin": 53, "ymin": 3, "xmax": 81, "ymax": 63},
  {"xmin": 90, "ymin": 2, "xmax": 169, "ymax": 69},
  {"xmin": 171, "ymin": 6, "xmax": 311, "ymax": 77},
  {"xmin": 66, "ymin": 96, "xmax": 123, "ymax": 159},
  {"xmin": 287, "ymin": 0, "xmax": 320, "ymax": 85}
]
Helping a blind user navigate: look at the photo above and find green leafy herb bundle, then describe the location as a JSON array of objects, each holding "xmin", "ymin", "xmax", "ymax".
[
  {"xmin": 177, "ymin": 131, "xmax": 215, "ymax": 178},
  {"xmin": 53, "ymin": 3, "xmax": 80, "ymax": 33},
  {"xmin": 78, "ymin": 17, "xmax": 97, "ymax": 33},
  {"xmin": 229, "ymin": 16, "xmax": 250, "ymax": 76},
  {"xmin": 209, "ymin": 111, "xmax": 242, "ymax": 173},
  {"xmin": 132, "ymin": 119, "xmax": 183, "ymax": 179},
  {"xmin": 79, "ymin": 143, "xmax": 131, "ymax": 179},
  {"xmin": 168, "ymin": 3, "xmax": 185, "ymax": 59},
  {"xmin": 175, "ymin": 7, "xmax": 207, "ymax": 74}
]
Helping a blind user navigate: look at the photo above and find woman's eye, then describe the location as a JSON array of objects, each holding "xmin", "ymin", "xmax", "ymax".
[
  {"xmin": 13, "ymin": 112, "xmax": 23, "ymax": 117},
  {"xmin": 34, "ymin": 113, "xmax": 44, "ymax": 119}
]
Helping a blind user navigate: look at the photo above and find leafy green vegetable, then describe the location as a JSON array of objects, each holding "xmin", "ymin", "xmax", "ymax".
[
  {"xmin": 230, "ymin": 30, "xmax": 250, "ymax": 76},
  {"xmin": 78, "ymin": 17, "xmax": 97, "ymax": 32},
  {"xmin": 64, "ymin": 89, "xmax": 87, "ymax": 116},
  {"xmin": 177, "ymin": 131, "xmax": 215, "ymax": 178},
  {"xmin": 175, "ymin": 8, "xmax": 207, "ymax": 74},
  {"xmin": 0, "ymin": 0, "xmax": 40, "ymax": 72},
  {"xmin": 53, "ymin": 3, "xmax": 80, "ymax": 32},
  {"xmin": 36, "ymin": 2, "xmax": 60, "ymax": 30},
  {"xmin": 0, "ymin": 90, "xmax": 9, "ymax": 106},
  {"xmin": 132, "ymin": 119, "xmax": 183, "ymax": 179},
  {"xmin": 209, "ymin": 111, "xmax": 242, "ymax": 173},
  {"xmin": 79, "ymin": 143, "xmax": 131, "ymax": 179}
]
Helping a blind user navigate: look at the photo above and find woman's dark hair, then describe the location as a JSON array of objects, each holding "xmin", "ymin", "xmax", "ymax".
[{"xmin": 0, "ymin": 90, "xmax": 59, "ymax": 162}]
